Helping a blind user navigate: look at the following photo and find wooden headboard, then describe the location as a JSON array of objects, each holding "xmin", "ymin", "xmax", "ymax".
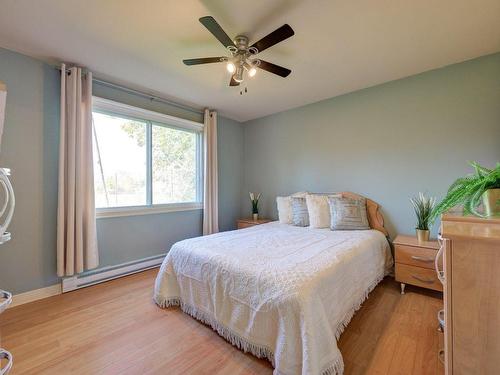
[{"xmin": 340, "ymin": 192, "xmax": 388, "ymax": 236}]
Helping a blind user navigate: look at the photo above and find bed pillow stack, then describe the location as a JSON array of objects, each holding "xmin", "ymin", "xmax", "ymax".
[{"xmin": 278, "ymin": 192, "xmax": 371, "ymax": 231}]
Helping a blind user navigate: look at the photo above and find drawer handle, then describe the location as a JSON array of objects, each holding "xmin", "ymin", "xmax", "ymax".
[
  {"xmin": 411, "ymin": 274, "xmax": 435, "ymax": 284},
  {"xmin": 0, "ymin": 290, "xmax": 12, "ymax": 314},
  {"xmin": 435, "ymin": 235, "xmax": 445, "ymax": 284},
  {"xmin": 0, "ymin": 349, "xmax": 13, "ymax": 375},
  {"xmin": 438, "ymin": 349, "xmax": 445, "ymax": 365},
  {"xmin": 437, "ymin": 309, "xmax": 445, "ymax": 332},
  {"xmin": 411, "ymin": 255, "xmax": 434, "ymax": 263}
]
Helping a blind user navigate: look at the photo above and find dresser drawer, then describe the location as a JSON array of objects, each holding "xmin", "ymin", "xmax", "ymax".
[
  {"xmin": 395, "ymin": 263, "xmax": 443, "ymax": 291},
  {"xmin": 395, "ymin": 244, "xmax": 437, "ymax": 269}
]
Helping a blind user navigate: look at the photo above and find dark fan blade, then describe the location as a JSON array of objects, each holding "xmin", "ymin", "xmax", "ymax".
[
  {"xmin": 258, "ymin": 60, "xmax": 291, "ymax": 77},
  {"xmin": 229, "ymin": 75, "xmax": 240, "ymax": 86},
  {"xmin": 199, "ymin": 16, "xmax": 235, "ymax": 49},
  {"xmin": 183, "ymin": 57, "xmax": 225, "ymax": 65},
  {"xmin": 250, "ymin": 24, "xmax": 294, "ymax": 53}
]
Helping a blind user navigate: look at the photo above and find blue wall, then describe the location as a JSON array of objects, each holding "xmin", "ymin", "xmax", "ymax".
[
  {"xmin": 242, "ymin": 53, "xmax": 500, "ymax": 238},
  {"xmin": 0, "ymin": 48, "xmax": 244, "ymax": 294},
  {"xmin": 0, "ymin": 48, "xmax": 60, "ymax": 294}
]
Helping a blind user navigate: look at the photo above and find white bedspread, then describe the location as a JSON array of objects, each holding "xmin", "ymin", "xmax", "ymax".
[{"xmin": 154, "ymin": 222, "xmax": 392, "ymax": 375}]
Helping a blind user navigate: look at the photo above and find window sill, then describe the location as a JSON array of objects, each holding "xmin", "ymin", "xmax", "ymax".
[{"xmin": 96, "ymin": 202, "xmax": 203, "ymax": 219}]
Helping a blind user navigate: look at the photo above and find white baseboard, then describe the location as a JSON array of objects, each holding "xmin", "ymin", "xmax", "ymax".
[
  {"xmin": 9, "ymin": 254, "xmax": 166, "ymax": 307},
  {"xmin": 11, "ymin": 284, "xmax": 62, "ymax": 308},
  {"xmin": 61, "ymin": 253, "xmax": 165, "ymax": 292}
]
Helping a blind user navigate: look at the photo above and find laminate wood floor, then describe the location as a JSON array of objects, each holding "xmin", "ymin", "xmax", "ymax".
[{"xmin": 0, "ymin": 269, "xmax": 444, "ymax": 375}]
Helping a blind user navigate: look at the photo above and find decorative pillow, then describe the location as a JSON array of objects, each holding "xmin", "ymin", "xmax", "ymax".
[
  {"xmin": 276, "ymin": 192, "xmax": 308, "ymax": 224},
  {"xmin": 306, "ymin": 193, "xmax": 341, "ymax": 228},
  {"xmin": 291, "ymin": 197, "xmax": 309, "ymax": 227},
  {"xmin": 328, "ymin": 196, "xmax": 370, "ymax": 230},
  {"xmin": 291, "ymin": 191, "xmax": 308, "ymax": 198},
  {"xmin": 276, "ymin": 196, "xmax": 293, "ymax": 224}
]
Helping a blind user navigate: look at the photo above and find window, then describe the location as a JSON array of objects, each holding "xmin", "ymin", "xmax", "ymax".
[
  {"xmin": 92, "ymin": 112, "xmax": 147, "ymax": 208},
  {"xmin": 92, "ymin": 97, "xmax": 203, "ymax": 217}
]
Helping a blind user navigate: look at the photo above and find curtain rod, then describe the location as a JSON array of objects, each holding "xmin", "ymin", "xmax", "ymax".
[
  {"xmin": 55, "ymin": 66, "xmax": 203, "ymax": 115},
  {"xmin": 92, "ymin": 78, "xmax": 204, "ymax": 115}
]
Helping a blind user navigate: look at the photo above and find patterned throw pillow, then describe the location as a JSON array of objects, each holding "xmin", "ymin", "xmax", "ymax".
[
  {"xmin": 291, "ymin": 197, "xmax": 309, "ymax": 227},
  {"xmin": 328, "ymin": 196, "xmax": 370, "ymax": 230},
  {"xmin": 306, "ymin": 193, "xmax": 342, "ymax": 228}
]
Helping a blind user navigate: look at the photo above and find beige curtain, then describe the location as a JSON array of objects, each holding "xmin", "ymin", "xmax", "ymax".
[
  {"xmin": 202, "ymin": 109, "xmax": 219, "ymax": 235},
  {"xmin": 57, "ymin": 64, "xmax": 98, "ymax": 277}
]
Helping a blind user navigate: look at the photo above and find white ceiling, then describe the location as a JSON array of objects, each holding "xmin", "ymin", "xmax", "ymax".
[{"xmin": 0, "ymin": 0, "xmax": 499, "ymax": 122}]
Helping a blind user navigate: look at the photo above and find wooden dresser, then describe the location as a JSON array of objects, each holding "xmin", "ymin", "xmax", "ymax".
[
  {"xmin": 440, "ymin": 214, "xmax": 500, "ymax": 375},
  {"xmin": 236, "ymin": 218, "xmax": 271, "ymax": 229},
  {"xmin": 394, "ymin": 235, "xmax": 442, "ymax": 294}
]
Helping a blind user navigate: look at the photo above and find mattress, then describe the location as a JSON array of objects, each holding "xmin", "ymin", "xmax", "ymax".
[{"xmin": 154, "ymin": 222, "xmax": 392, "ymax": 375}]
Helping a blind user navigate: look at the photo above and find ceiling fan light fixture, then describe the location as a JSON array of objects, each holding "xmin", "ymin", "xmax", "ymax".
[
  {"xmin": 226, "ymin": 61, "xmax": 236, "ymax": 73},
  {"xmin": 234, "ymin": 66, "xmax": 244, "ymax": 82},
  {"xmin": 243, "ymin": 62, "xmax": 257, "ymax": 78}
]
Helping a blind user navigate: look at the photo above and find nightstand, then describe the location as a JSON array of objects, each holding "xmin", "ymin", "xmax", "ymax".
[
  {"xmin": 237, "ymin": 218, "xmax": 271, "ymax": 229},
  {"xmin": 394, "ymin": 235, "xmax": 442, "ymax": 294}
]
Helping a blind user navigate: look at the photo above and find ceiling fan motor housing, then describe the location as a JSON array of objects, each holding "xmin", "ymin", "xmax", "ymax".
[
  {"xmin": 234, "ymin": 35, "xmax": 249, "ymax": 51},
  {"xmin": 229, "ymin": 35, "xmax": 254, "ymax": 83}
]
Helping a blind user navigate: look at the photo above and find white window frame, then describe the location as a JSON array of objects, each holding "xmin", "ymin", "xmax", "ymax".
[{"xmin": 92, "ymin": 96, "xmax": 204, "ymax": 218}]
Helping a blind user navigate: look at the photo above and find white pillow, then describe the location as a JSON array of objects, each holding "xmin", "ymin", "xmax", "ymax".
[
  {"xmin": 276, "ymin": 196, "xmax": 293, "ymax": 224},
  {"xmin": 276, "ymin": 192, "xmax": 308, "ymax": 224},
  {"xmin": 291, "ymin": 191, "xmax": 308, "ymax": 198},
  {"xmin": 306, "ymin": 193, "xmax": 342, "ymax": 228}
]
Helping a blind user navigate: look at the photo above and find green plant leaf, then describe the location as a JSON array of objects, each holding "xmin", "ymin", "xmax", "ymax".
[{"xmin": 432, "ymin": 162, "xmax": 500, "ymax": 220}]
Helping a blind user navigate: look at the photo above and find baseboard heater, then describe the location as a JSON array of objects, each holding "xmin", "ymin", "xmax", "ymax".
[{"xmin": 61, "ymin": 253, "xmax": 166, "ymax": 293}]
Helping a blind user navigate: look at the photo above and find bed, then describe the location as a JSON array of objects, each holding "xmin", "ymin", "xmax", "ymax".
[{"xmin": 154, "ymin": 192, "xmax": 393, "ymax": 375}]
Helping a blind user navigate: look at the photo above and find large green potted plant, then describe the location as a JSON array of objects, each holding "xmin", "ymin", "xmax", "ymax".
[
  {"xmin": 431, "ymin": 162, "xmax": 500, "ymax": 221},
  {"xmin": 410, "ymin": 192, "xmax": 436, "ymax": 242}
]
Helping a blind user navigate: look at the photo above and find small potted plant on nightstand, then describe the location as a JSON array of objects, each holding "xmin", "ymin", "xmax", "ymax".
[
  {"xmin": 249, "ymin": 192, "xmax": 260, "ymax": 221},
  {"xmin": 410, "ymin": 192, "xmax": 436, "ymax": 242}
]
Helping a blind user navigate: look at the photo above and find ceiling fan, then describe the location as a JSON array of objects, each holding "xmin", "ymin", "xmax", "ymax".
[{"xmin": 183, "ymin": 16, "xmax": 294, "ymax": 86}]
